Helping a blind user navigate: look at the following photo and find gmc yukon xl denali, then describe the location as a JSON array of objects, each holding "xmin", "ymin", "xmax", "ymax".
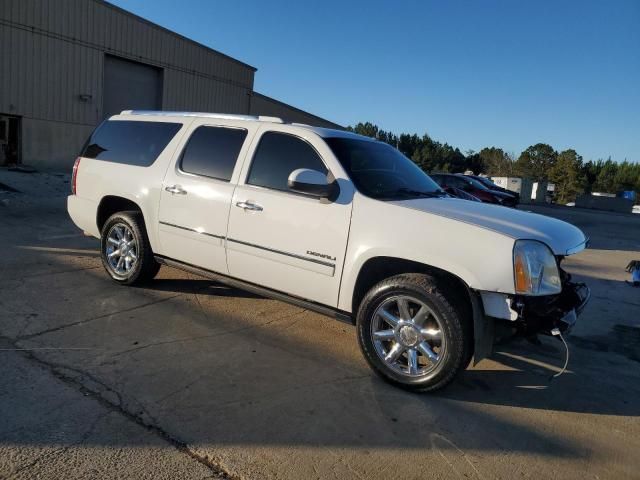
[{"xmin": 67, "ymin": 111, "xmax": 590, "ymax": 391}]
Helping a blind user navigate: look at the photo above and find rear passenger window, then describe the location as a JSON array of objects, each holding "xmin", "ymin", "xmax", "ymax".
[
  {"xmin": 247, "ymin": 132, "xmax": 327, "ymax": 192},
  {"xmin": 179, "ymin": 126, "xmax": 247, "ymax": 181},
  {"xmin": 82, "ymin": 120, "xmax": 181, "ymax": 166}
]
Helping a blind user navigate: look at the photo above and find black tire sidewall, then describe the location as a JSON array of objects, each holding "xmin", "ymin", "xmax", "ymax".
[{"xmin": 356, "ymin": 275, "xmax": 466, "ymax": 391}]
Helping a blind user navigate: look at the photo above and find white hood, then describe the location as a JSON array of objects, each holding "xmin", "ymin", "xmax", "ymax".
[{"xmin": 392, "ymin": 197, "xmax": 588, "ymax": 256}]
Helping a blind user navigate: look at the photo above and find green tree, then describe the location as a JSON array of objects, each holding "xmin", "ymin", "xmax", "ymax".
[
  {"xmin": 465, "ymin": 150, "xmax": 484, "ymax": 175},
  {"xmin": 593, "ymin": 159, "xmax": 618, "ymax": 193},
  {"xmin": 547, "ymin": 149, "xmax": 585, "ymax": 204},
  {"xmin": 581, "ymin": 160, "xmax": 602, "ymax": 193},
  {"xmin": 515, "ymin": 143, "xmax": 557, "ymax": 180},
  {"xmin": 349, "ymin": 122, "xmax": 379, "ymax": 139},
  {"xmin": 346, "ymin": 122, "xmax": 638, "ymax": 195},
  {"xmin": 477, "ymin": 147, "xmax": 514, "ymax": 176},
  {"xmin": 614, "ymin": 161, "xmax": 640, "ymax": 191}
]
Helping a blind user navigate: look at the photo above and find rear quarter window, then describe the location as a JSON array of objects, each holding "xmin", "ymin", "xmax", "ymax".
[{"xmin": 82, "ymin": 120, "xmax": 181, "ymax": 167}]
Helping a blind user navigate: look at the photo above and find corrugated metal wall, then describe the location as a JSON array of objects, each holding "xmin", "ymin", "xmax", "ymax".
[
  {"xmin": 0, "ymin": 0, "xmax": 341, "ymax": 168},
  {"xmin": 250, "ymin": 93, "xmax": 343, "ymax": 130},
  {"xmin": 0, "ymin": 0, "xmax": 257, "ymax": 167},
  {"xmin": 0, "ymin": 0, "xmax": 255, "ymax": 125}
]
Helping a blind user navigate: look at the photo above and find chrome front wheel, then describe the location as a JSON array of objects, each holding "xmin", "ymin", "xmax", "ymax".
[
  {"xmin": 356, "ymin": 273, "xmax": 469, "ymax": 392},
  {"xmin": 371, "ymin": 295, "xmax": 446, "ymax": 377}
]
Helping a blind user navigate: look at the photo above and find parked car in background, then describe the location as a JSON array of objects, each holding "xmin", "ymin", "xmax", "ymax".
[
  {"xmin": 430, "ymin": 173, "xmax": 518, "ymax": 206},
  {"xmin": 464, "ymin": 174, "xmax": 520, "ymax": 202},
  {"xmin": 444, "ymin": 186, "xmax": 482, "ymax": 202}
]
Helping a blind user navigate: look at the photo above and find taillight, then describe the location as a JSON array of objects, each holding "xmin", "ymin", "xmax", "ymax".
[{"xmin": 71, "ymin": 157, "xmax": 81, "ymax": 195}]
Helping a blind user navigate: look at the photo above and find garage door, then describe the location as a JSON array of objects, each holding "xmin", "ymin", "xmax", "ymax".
[{"xmin": 103, "ymin": 55, "xmax": 163, "ymax": 118}]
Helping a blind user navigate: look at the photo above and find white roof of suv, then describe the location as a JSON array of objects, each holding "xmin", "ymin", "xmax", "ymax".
[{"xmin": 119, "ymin": 110, "xmax": 368, "ymax": 140}]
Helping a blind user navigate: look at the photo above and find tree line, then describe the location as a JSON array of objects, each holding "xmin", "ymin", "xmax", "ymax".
[{"xmin": 347, "ymin": 122, "xmax": 639, "ymax": 204}]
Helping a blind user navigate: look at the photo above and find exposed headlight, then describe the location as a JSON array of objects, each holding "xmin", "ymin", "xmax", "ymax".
[{"xmin": 513, "ymin": 240, "xmax": 562, "ymax": 295}]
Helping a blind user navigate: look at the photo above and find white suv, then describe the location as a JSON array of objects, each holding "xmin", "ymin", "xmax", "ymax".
[{"xmin": 68, "ymin": 111, "xmax": 590, "ymax": 391}]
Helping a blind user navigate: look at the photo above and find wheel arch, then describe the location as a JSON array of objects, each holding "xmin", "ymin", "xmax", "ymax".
[
  {"xmin": 96, "ymin": 195, "xmax": 144, "ymax": 233},
  {"xmin": 348, "ymin": 256, "xmax": 493, "ymax": 365},
  {"xmin": 351, "ymin": 256, "xmax": 473, "ymax": 317}
]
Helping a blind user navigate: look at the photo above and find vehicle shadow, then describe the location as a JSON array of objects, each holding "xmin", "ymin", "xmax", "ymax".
[
  {"xmin": 138, "ymin": 273, "xmax": 640, "ymax": 419},
  {"xmin": 119, "ymin": 271, "xmax": 640, "ymax": 421},
  {"xmin": 140, "ymin": 277, "xmax": 262, "ymax": 299},
  {"xmin": 440, "ymin": 337, "xmax": 640, "ymax": 417}
]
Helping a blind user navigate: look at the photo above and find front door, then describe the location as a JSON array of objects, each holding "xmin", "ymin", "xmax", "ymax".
[
  {"xmin": 226, "ymin": 129, "xmax": 352, "ymax": 307},
  {"xmin": 158, "ymin": 122, "xmax": 253, "ymax": 274}
]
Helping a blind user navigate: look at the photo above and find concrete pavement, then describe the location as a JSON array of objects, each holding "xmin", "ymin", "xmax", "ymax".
[{"xmin": 1, "ymin": 170, "xmax": 639, "ymax": 479}]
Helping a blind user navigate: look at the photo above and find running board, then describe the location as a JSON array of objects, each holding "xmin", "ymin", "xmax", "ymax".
[{"xmin": 155, "ymin": 255, "xmax": 353, "ymax": 324}]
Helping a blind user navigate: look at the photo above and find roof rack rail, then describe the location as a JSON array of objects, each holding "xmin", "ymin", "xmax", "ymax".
[{"xmin": 120, "ymin": 110, "xmax": 284, "ymax": 124}]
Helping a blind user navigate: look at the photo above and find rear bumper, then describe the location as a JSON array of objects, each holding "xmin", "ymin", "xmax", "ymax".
[{"xmin": 67, "ymin": 195, "xmax": 99, "ymax": 237}]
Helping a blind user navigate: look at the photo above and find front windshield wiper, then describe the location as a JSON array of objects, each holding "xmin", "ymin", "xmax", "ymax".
[{"xmin": 391, "ymin": 188, "xmax": 447, "ymax": 198}]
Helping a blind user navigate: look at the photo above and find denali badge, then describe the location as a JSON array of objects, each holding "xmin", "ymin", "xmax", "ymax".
[{"xmin": 306, "ymin": 250, "xmax": 336, "ymax": 261}]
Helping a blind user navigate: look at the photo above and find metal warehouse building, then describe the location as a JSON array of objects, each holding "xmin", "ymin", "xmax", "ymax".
[{"xmin": 0, "ymin": 0, "xmax": 341, "ymax": 169}]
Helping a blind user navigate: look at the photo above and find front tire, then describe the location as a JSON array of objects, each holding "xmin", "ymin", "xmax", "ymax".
[
  {"xmin": 100, "ymin": 211, "xmax": 160, "ymax": 285},
  {"xmin": 356, "ymin": 273, "xmax": 471, "ymax": 392}
]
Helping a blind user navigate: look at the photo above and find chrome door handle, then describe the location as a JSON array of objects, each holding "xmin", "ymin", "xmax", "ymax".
[
  {"xmin": 165, "ymin": 185, "xmax": 187, "ymax": 195},
  {"xmin": 235, "ymin": 201, "xmax": 263, "ymax": 212}
]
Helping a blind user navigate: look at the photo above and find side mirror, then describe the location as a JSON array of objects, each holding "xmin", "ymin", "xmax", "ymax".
[{"xmin": 287, "ymin": 168, "xmax": 338, "ymax": 200}]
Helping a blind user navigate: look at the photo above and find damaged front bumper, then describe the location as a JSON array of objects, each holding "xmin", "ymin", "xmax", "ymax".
[
  {"xmin": 474, "ymin": 270, "xmax": 590, "ymax": 359},
  {"xmin": 478, "ymin": 267, "xmax": 590, "ymax": 337},
  {"xmin": 473, "ymin": 268, "xmax": 590, "ymax": 364},
  {"xmin": 512, "ymin": 279, "xmax": 590, "ymax": 335}
]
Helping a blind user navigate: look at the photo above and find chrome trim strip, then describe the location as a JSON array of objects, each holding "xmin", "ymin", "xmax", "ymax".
[
  {"xmin": 227, "ymin": 238, "xmax": 336, "ymax": 268},
  {"xmin": 159, "ymin": 223, "xmax": 335, "ymax": 268},
  {"xmin": 159, "ymin": 221, "xmax": 224, "ymax": 240}
]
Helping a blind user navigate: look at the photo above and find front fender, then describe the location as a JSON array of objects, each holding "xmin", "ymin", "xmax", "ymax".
[{"xmin": 337, "ymin": 195, "xmax": 517, "ymax": 312}]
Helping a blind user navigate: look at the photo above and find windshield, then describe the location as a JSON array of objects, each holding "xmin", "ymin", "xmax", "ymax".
[
  {"xmin": 475, "ymin": 176, "xmax": 499, "ymax": 189},
  {"xmin": 325, "ymin": 137, "xmax": 444, "ymax": 200},
  {"xmin": 462, "ymin": 176, "xmax": 490, "ymax": 190}
]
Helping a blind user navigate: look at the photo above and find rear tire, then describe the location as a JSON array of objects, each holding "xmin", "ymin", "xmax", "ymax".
[
  {"xmin": 100, "ymin": 211, "xmax": 160, "ymax": 285},
  {"xmin": 356, "ymin": 273, "xmax": 471, "ymax": 392}
]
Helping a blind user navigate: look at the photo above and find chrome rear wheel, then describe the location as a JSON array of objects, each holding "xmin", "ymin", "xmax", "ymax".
[
  {"xmin": 105, "ymin": 223, "xmax": 138, "ymax": 276},
  {"xmin": 100, "ymin": 211, "xmax": 160, "ymax": 285}
]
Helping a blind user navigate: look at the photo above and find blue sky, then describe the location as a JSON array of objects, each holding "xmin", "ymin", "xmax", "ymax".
[{"xmin": 111, "ymin": 0, "xmax": 639, "ymax": 162}]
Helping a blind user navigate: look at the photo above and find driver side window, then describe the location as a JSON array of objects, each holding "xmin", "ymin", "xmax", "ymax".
[{"xmin": 247, "ymin": 132, "xmax": 327, "ymax": 192}]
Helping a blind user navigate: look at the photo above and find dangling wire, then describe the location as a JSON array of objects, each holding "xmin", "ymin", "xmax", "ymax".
[{"xmin": 550, "ymin": 328, "xmax": 569, "ymax": 380}]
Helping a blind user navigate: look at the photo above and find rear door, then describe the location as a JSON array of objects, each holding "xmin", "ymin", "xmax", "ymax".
[
  {"xmin": 226, "ymin": 127, "xmax": 353, "ymax": 307},
  {"xmin": 158, "ymin": 120, "xmax": 256, "ymax": 273}
]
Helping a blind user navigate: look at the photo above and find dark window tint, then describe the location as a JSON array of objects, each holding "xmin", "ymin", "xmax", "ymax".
[
  {"xmin": 462, "ymin": 176, "xmax": 489, "ymax": 190},
  {"xmin": 82, "ymin": 120, "xmax": 181, "ymax": 166},
  {"xmin": 326, "ymin": 137, "xmax": 442, "ymax": 200},
  {"xmin": 434, "ymin": 175, "xmax": 464, "ymax": 189},
  {"xmin": 247, "ymin": 132, "xmax": 327, "ymax": 192},
  {"xmin": 446, "ymin": 176, "xmax": 466, "ymax": 189},
  {"xmin": 180, "ymin": 126, "xmax": 247, "ymax": 181}
]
